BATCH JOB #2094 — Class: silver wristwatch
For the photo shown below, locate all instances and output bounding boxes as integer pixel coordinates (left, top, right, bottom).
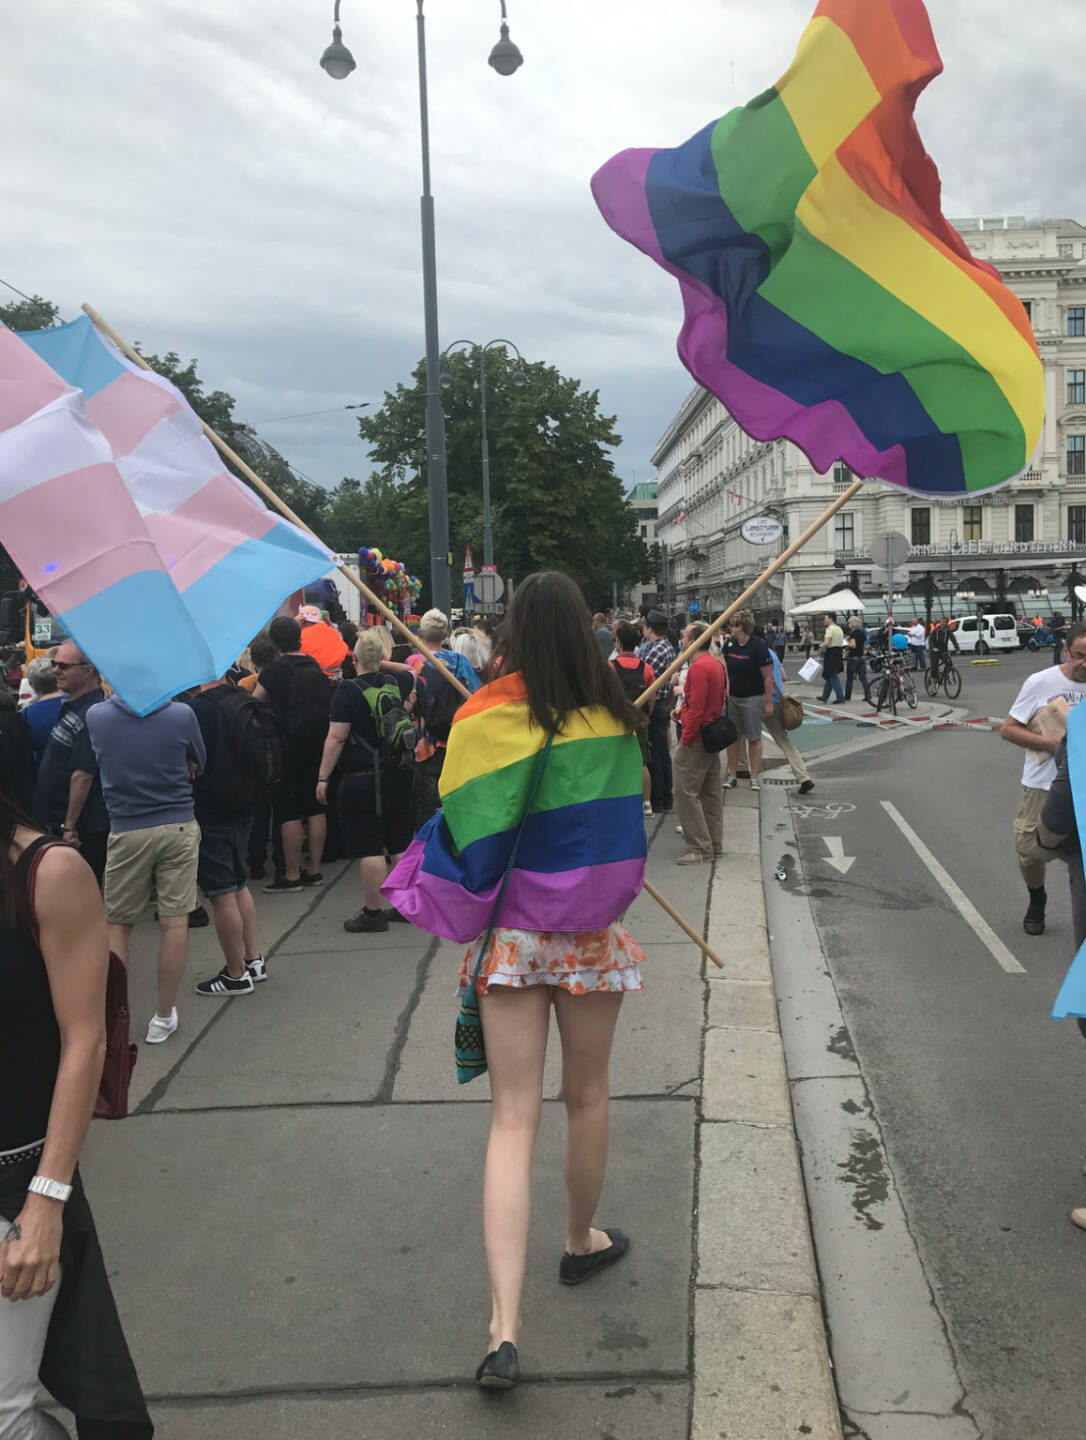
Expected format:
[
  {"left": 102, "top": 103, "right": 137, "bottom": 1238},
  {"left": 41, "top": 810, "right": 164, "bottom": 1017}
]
[{"left": 28, "top": 1175, "right": 73, "bottom": 1203}]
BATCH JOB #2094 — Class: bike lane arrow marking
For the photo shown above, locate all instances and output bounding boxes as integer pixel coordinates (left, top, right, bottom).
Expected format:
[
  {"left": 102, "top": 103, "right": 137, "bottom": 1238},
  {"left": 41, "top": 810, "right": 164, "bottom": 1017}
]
[{"left": 823, "top": 837, "right": 855, "bottom": 874}]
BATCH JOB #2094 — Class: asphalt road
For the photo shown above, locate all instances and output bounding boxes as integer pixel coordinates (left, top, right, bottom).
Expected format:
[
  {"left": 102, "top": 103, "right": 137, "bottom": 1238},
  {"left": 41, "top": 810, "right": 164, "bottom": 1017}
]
[{"left": 783, "top": 649, "right": 1085, "bottom": 1440}]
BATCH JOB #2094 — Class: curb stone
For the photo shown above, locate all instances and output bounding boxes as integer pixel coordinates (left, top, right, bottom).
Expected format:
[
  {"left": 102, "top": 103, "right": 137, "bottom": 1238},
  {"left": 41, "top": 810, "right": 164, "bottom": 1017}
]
[{"left": 693, "top": 800, "right": 844, "bottom": 1440}]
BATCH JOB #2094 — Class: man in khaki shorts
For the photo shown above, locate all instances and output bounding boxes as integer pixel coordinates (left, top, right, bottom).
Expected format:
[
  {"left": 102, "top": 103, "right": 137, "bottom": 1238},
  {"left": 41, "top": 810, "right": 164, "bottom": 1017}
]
[
  {"left": 86, "top": 694, "right": 206, "bottom": 1043},
  {"left": 1000, "top": 623, "right": 1086, "bottom": 936}
]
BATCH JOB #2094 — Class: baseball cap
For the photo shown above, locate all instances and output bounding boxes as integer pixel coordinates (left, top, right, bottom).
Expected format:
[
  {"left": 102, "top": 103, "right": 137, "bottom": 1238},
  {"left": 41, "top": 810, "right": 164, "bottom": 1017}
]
[{"left": 297, "top": 605, "right": 322, "bottom": 624}]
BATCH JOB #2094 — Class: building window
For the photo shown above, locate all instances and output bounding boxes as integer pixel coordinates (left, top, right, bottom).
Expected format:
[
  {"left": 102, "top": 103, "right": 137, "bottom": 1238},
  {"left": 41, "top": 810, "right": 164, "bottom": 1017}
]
[
  {"left": 640, "top": 524, "right": 647, "bottom": 539},
  {"left": 1070, "top": 370, "right": 1086, "bottom": 405},
  {"left": 910, "top": 508, "right": 931, "bottom": 546},
  {"left": 1015, "top": 504, "right": 1034, "bottom": 542},
  {"left": 1069, "top": 506, "right": 1086, "bottom": 544},
  {"left": 1021, "top": 299, "right": 1032, "bottom": 321},
  {"left": 1069, "top": 307, "right": 1086, "bottom": 337},
  {"left": 1060, "top": 243, "right": 1075, "bottom": 258},
  {"left": 962, "top": 505, "right": 983, "bottom": 542},
  {"left": 834, "top": 512, "right": 854, "bottom": 550},
  {"left": 832, "top": 462, "right": 852, "bottom": 490},
  {"left": 1069, "top": 436, "right": 1086, "bottom": 476}
]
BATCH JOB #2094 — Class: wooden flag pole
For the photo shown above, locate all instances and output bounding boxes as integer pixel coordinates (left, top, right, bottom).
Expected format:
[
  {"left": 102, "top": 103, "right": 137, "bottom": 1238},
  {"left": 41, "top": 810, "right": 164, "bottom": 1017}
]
[
  {"left": 80, "top": 303, "right": 467, "bottom": 699},
  {"left": 82, "top": 304, "right": 725, "bottom": 971},
  {"left": 635, "top": 477, "right": 865, "bottom": 710}
]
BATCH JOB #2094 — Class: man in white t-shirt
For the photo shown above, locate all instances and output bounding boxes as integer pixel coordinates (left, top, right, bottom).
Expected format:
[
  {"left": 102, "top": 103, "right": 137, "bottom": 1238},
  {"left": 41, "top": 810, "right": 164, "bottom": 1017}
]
[
  {"left": 907, "top": 620, "right": 927, "bottom": 672},
  {"left": 1000, "top": 623, "right": 1086, "bottom": 935}
]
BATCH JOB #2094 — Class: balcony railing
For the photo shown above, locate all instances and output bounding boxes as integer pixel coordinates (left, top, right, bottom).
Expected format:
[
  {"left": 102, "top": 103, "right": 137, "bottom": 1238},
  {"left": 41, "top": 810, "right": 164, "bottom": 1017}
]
[{"left": 839, "top": 539, "right": 1086, "bottom": 561}]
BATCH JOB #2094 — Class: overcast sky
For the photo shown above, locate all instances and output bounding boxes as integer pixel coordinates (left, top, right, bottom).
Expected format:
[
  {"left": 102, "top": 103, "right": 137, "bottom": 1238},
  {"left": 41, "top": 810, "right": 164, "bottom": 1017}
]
[{"left": 3, "top": 0, "right": 1081, "bottom": 503}]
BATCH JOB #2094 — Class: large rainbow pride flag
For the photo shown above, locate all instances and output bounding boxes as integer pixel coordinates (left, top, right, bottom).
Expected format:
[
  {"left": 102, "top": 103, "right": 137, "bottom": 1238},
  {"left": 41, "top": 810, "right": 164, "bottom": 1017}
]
[
  {"left": 591, "top": 0, "right": 1043, "bottom": 497},
  {"left": 383, "top": 674, "right": 646, "bottom": 941},
  {"left": 0, "top": 316, "right": 330, "bottom": 713}
]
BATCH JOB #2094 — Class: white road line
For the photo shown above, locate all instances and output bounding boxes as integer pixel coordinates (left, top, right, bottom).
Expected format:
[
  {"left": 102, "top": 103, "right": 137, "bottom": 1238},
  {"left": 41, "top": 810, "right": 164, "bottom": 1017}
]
[{"left": 880, "top": 800, "right": 1026, "bottom": 975}]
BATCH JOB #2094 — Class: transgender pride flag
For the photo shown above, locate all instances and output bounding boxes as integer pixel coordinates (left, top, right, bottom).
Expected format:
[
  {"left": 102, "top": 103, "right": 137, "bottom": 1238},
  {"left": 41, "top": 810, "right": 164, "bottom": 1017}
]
[{"left": 0, "top": 316, "right": 331, "bottom": 714}]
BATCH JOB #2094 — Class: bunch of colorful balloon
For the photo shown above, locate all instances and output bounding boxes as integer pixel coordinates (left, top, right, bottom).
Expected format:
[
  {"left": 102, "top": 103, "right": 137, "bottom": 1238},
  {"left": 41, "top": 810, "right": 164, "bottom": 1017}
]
[{"left": 357, "top": 548, "right": 425, "bottom": 623}]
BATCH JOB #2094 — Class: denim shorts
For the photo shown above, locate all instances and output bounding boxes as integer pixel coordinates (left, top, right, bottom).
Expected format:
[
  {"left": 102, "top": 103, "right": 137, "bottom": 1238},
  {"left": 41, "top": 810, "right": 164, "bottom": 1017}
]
[{"left": 197, "top": 818, "right": 252, "bottom": 898}]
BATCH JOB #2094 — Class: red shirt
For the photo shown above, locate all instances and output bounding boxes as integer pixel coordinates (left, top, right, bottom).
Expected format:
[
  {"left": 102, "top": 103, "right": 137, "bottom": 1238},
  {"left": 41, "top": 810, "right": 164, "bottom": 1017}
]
[{"left": 681, "top": 653, "right": 727, "bottom": 747}]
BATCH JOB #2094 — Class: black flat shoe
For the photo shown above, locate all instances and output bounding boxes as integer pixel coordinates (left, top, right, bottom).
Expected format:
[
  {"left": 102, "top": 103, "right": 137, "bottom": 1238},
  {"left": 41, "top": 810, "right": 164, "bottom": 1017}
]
[
  {"left": 475, "top": 1340, "right": 519, "bottom": 1389},
  {"left": 559, "top": 1227, "right": 630, "bottom": 1286}
]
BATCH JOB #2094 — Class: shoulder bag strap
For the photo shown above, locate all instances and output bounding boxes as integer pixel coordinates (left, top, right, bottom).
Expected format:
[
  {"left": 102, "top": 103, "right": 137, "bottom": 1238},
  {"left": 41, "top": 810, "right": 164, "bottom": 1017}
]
[
  {"left": 468, "top": 724, "right": 558, "bottom": 995},
  {"left": 20, "top": 836, "right": 64, "bottom": 947}
]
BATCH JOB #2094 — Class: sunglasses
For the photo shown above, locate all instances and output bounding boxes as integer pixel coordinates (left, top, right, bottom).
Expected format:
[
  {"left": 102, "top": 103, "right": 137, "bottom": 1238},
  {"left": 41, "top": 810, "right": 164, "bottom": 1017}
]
[{"left": 52, "top": 661, "right": 90, "bottom": 672}]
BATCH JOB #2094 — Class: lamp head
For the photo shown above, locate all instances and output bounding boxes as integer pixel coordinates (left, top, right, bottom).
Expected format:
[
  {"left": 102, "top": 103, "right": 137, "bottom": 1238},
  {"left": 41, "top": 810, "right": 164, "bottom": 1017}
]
[
  {"left": 320, "top": 25, "right": 356, "bottom": 79},
  {"left": 440, "top": 372, "right": 453, "bottom": 391},
  {"left": 512, "top": 367, "right": 528, "bottom": 388},
  {"left": 488, "top": 22, "right": 523, "bottom": 76}
]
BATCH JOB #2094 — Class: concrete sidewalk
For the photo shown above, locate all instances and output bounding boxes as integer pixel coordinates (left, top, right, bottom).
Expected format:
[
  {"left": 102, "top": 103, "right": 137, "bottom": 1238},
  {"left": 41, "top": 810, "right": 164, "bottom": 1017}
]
[{"left": 73, "top": 795, "right": 843, "bottom": 1440}]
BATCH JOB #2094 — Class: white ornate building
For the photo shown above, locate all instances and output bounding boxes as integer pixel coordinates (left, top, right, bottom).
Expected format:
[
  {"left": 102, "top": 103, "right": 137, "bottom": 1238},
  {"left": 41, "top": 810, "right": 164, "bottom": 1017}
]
[{"left": 653, "top": 216, "right": 1086, "bottom": 623}]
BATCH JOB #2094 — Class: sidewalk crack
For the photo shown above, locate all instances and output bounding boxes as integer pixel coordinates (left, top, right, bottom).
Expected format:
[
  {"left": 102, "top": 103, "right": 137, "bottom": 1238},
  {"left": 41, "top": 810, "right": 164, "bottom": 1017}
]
[{"left": 375, "top": 935, "right": 439, "bottom": 1104}]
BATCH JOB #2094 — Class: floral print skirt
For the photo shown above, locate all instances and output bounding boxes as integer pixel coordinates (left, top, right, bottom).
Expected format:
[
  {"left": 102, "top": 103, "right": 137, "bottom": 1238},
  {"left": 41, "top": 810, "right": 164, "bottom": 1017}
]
[{"left": 457, "top": 923, "right": 645, "bottom": 997}]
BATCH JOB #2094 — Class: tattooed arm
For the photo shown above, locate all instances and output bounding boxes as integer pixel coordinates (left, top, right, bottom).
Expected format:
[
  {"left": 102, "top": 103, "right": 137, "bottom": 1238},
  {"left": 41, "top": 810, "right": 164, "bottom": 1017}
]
[{"left": 1, "top": 843, "right": 107, "bottom": 1303}]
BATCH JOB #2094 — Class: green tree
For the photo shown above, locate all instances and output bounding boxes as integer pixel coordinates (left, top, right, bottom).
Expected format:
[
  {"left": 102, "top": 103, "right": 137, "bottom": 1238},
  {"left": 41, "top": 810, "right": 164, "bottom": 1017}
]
[
  {"left": 0, "top": 294, "right": 60, "bottom": 332},
  {"left": 358, "top": 351, "right": 655, "bottom": 609}
]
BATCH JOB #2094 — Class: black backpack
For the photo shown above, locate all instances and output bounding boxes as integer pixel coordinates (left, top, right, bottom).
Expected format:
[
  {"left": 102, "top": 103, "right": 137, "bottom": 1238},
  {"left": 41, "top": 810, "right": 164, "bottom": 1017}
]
[
  {"left": 418, "top": 659, "right": 466, "bottom": 744},
  {"left": 209, "top": 689, "right": 286, "bottom": 816},
  {"left": 611, "top": 657, "right": 647, "bottom": 707},
  {"left": 278, "top": 655, "right": 331, "bottom": 742},
  {"left": 350, "top": 678, "right": 417, "bottom": 771}
]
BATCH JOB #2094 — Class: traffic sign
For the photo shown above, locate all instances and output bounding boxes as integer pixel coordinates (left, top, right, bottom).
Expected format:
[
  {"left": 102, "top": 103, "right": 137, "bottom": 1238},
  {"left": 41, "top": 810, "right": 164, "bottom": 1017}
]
[
  {"left": 476, "top": 571, "right": 505, "bottom": 605},
  {"left": 872, "top": 531, "right": 909, "bottom": 571},
  {"left": 462, "top": 545, "right": 474, "bottom": 581},
  {"left": 687, "top": 599, "right": 702, "bottom": 615}
]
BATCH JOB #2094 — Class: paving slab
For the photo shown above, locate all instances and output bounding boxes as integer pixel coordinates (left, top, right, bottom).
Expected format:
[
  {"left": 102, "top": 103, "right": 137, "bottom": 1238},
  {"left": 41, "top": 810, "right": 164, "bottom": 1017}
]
[
  {"left": 706, "top": 979, "right": 778, "bottom": 1032},
  {"left": 146, "top": 941, "right": 430, "bottom": 1110},
  {"left": 693, "top": 1289, "right": 842, "bottom": 1440},
  {"left": 849, "top": 1416, "right": 981, "bottom": 1440},
  {"left": 79, "top": 1100, "right": 694, "bottom": 1397},
  {"left": 702, "top": 1027, "right": 792, "bottom": 1126},
  {"left": 394, "top": 942, "right": 703, "bottom": 1102},
  {"left": 119, "top": 864, "right": 352, "bottom": 1109},
  {"left": 149, "top": 1382, "right": 690, "bottom": 1440},
  {"left": 697, "top": 1121, "right": 817, "bottom": 1294}
]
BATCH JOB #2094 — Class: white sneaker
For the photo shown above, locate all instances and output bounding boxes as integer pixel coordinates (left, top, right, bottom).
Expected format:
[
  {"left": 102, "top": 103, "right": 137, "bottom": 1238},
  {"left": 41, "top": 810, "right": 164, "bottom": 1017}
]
[
  {"left": 247, "top": 954, "right": 268, "bottom": 984},
  {"left": 723, "top": 776, "right": 737, "bottom": 789},
  {"left": 749, "top": 778, "right": 760, "bottom": 791},
  {"left": 146, "top": 1008, "right": 178, "bottom": 1044}
]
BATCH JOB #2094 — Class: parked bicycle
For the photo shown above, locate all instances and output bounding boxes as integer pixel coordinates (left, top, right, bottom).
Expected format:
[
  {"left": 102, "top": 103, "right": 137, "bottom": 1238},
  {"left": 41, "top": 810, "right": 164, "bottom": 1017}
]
[
  {"left": 873, "top": 654, "right": 918, "bottom": 715},
  {"left": 924, "top": 651, "right": 962, "bottom": 700}
]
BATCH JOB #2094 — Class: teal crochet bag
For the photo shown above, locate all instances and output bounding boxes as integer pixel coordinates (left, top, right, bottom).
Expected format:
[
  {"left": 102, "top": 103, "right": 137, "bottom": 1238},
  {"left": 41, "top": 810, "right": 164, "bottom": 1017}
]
[{"left": 454, "top": 728, "right": 556, "bottom": 1084}]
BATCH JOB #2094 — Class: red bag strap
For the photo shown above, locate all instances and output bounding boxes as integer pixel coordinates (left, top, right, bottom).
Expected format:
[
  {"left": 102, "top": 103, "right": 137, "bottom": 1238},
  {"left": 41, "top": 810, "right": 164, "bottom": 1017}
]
[{"left": 21, "top": 836, "right": 65, "bottom": 947}]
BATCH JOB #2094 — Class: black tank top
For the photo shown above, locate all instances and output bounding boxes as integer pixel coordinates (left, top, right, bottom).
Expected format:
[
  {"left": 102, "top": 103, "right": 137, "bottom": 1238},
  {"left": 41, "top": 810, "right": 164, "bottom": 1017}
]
[{"left": 0, "top": 836, "right": 61, "bottom": 1150}]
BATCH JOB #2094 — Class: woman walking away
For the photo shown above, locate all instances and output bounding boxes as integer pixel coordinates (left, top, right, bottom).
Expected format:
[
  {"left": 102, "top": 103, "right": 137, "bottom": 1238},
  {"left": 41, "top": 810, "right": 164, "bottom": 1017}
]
[
  {"left": 0, "top": 788, "right": 153, "bottom": 1438},
  {"left": 383, "top": 572, "right": 647, "bottom": 1389}
]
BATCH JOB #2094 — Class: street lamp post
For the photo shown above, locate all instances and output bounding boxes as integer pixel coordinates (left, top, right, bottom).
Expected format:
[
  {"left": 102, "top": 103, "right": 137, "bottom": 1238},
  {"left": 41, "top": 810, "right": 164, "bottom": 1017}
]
[
  {"left": 440, "top": 339, "right": 527, "bottom": 571},
  {"left": 319, "top": 0, "right": 523, "bottom": 615}
]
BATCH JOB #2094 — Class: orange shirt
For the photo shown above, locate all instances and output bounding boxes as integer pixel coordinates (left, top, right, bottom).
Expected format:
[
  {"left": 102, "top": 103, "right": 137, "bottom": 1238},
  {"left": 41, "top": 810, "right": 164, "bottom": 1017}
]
[{"left": 300, "top": 621, "right": 349, "bottom": 678}]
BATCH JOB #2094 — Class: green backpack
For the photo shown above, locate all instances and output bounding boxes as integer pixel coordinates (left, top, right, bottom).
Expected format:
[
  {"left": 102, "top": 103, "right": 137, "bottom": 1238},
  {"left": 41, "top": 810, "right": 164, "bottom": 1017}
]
[{"left": 351, "top": 679, "right": 417, "bottom": 772}]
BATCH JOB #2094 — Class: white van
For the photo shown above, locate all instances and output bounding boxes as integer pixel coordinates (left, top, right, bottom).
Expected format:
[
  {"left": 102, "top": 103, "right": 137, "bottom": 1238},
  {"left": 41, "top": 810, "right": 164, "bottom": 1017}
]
[{"left": 953, "top": 613, "right": 1019, "bottom": 655}]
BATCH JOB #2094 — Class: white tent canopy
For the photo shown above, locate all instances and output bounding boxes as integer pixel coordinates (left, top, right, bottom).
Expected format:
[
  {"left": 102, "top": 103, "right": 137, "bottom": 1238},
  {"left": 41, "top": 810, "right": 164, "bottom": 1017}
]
[{"left": 787, "top": 587, "right": 866, "bottom": 616}]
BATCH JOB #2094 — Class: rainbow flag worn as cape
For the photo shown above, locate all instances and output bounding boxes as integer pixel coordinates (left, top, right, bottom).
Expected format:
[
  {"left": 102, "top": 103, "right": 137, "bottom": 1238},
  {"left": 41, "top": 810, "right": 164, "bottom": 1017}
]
[
  {"left": 591, "top": 0, "right": 1043, "bottom": 498},
  {"left": 382, "top": 674, "right": 646, "bottom": 942}
]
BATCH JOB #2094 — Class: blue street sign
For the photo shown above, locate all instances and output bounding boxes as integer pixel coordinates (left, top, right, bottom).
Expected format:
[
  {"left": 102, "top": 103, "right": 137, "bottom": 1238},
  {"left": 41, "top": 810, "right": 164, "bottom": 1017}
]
[{"left": 687, "top": 600, "right": 701, "bottom": 615}]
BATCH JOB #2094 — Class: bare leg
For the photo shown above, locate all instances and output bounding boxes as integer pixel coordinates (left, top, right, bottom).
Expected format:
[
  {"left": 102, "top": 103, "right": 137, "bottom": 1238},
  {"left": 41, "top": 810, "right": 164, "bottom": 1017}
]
[
  {"left": 305, "top": 813, "right": 326, "bottom": 874},
  {"left": 235, "top": 884, "right": 261, "bottom": 960},
  {"left": 108, "top": 922, "right": 132, "bottom": 966},
  {"left": 748, "top": 737, "right": 764, "bottom": 780},
  {"left": 155, "top": 915, "right": 190, "bottom": 1016},
  {"left": 553, "top": 990, "right": 625, "bottom": 1253},
  {"left": 280, "top": 819, "right": 303, "bottom": 883},
  {"left": 210, "top": 891, "right": 246, "bottom": 978},
  {"left": 726, "top": 740, "right": 740, "bottom": 779},
  {"left": 360, "top": 856, "right": 387, "bottom": 910},
  {"left": 478, "top": 986, "right": 551, "bottom": 1350}
]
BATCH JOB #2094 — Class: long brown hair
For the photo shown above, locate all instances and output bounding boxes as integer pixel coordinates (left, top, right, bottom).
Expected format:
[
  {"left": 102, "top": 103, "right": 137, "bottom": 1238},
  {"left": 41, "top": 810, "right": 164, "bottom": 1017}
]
[
  {"left": 0, "top": 787, "right": 42, "bottom": 928},
  {"left": 498, "top": 572, "right": 639, "bottom": 734}
]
